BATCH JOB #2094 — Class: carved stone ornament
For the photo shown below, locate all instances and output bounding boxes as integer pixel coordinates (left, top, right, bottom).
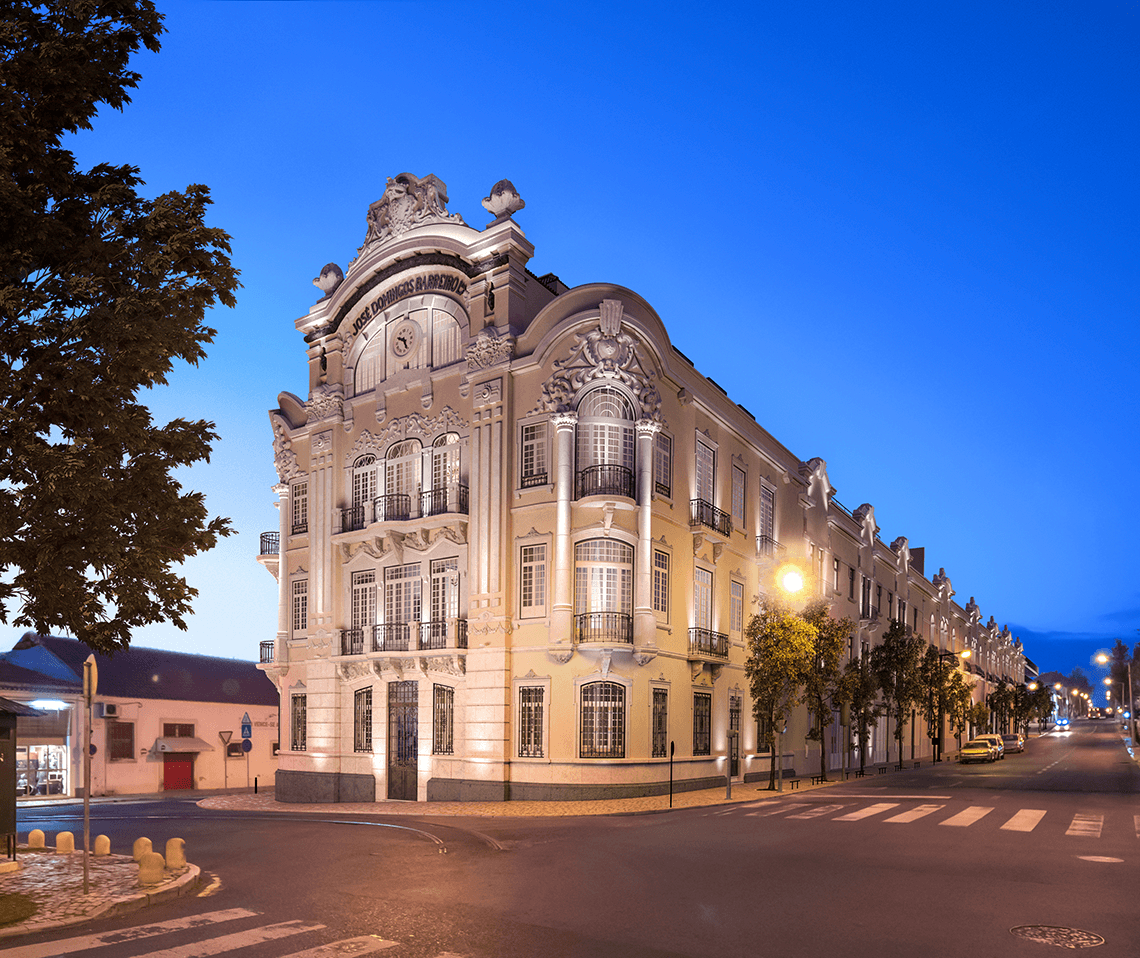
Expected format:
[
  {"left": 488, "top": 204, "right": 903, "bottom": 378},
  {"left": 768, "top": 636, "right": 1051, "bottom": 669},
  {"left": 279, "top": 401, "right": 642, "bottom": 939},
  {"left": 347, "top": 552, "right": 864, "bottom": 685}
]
[
  {"left": 359, "top": 173, "right": 465, "bottom": 254},
  {"left": 799, "top": 457, "right": 834, "bottom": 508},
  {"left": 633, "top": 650, "right": 657, "bottom": 667},
  {"left": 420, "top": 655, "right": 466, "bottom": 676},
  {"left": 313, "top": 263, "right": 344, "bottom": 297},
  {"left": 338, "top": 662, "right": 372, "bottom": 681},
  {"left": 306, "top": 383, "right": 344, "bottom": 424},
  {"left": 482, "top": 179, "right": 525, "bottom": 222},
  {"left": 547, "top": 646, "right": 574, "bottom": 665},
  {"left": 466, "top": 327, "right": 514, "bottom": 370},
  {"left": 345, "top": 406, "right": 468, "bottom": 465},
  {"left": 532, "top": 302, "right": 662, "bottom": 420},
  {"left": 271, "top": 414, "right": 303, "bottom": 482},
  {"left": 312, "top": 430, "right": 332, "bottom": 453}
]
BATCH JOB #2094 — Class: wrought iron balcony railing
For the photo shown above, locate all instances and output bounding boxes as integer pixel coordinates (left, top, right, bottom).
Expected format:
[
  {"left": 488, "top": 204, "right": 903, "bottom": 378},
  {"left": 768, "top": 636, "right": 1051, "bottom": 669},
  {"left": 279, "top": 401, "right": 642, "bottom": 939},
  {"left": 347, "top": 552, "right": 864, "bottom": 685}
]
[
  {"left": 418, "top": 618, "right": 469, "bottom": 650},
  {"left": 341, "top": 627, "right": 366, "bottom": 656},
  {"left": 756, "top": 535, "right": 784, "bottom": 558},
  {"left": 373, "top": 623, "right": 411, "bottom": 652},
  {"left": 373, "top": 494, "right": 411, "bottom": 523},
  {"left": 521, "top": 471, "right": 548, "bottom": 489},
  {"left": 340, "top": 504, "right": 366, "bottom": 533},
  {"left": 689, "top": 627, "right": 729, "bottom": 659},
  {"left": 259, "top": 532, "right": 280, "bottom": 555},
  {"left": 575, "top": 464, "right": 635, "bottom": 500},
  {"left": 575, "top": 611, "right": 634, "bottom": 644},
  {"left": 291, "top": 521, "right": 308, "bottom": 536},
  {"left": 420, "top": 484, "right": 469, "bottom": 517},
  {"left": 690, "top": 499, "right": 732, "bottom": 537},
  {"left": 259, "top": 640, "right": 275, "bottom": 663}
]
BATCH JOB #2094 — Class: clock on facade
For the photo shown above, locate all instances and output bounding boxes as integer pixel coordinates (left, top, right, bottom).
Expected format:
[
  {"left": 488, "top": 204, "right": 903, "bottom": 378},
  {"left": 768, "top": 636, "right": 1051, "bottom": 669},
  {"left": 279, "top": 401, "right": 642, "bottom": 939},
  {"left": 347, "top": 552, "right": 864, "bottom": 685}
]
[{"left": 390, "top": 320, "right": 421, "bottom": 359}]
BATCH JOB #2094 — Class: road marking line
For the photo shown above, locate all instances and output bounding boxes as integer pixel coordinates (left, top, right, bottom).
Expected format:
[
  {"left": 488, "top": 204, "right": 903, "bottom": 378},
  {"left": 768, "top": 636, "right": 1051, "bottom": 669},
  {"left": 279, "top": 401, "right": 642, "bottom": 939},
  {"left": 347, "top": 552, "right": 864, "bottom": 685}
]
[
  {"left": 1066, "top": 814, "right": 1103, "bottom": 838},
  {"left": 940, "top": 806, "right": 994, "bottom": 827},
  {"left": 1001, "top": 809, "right": 1047, "bottom": 832},
  {"left": 129, "top": 921, "right": 327, "bottom": 958},
  {"left": 0, "top": 909, "right": 260, "bottom": 958},
  {"left": 748, "top": 803, "right": 810, "bottom": 817},
  {"left": 786, "top": 804, "right": 848, "bottom": 819},
  {"left": 883, "top": 804, "right": 945, "bottom": 823},
  {"left": 1134, "top": 814, "right": 1140, "bottom": 838},
  {"left": 834, "top": 803, "right": 899, "bottom": 821},
  {"left": 279, "top": 936, "right": 399, "bottom": 957}
]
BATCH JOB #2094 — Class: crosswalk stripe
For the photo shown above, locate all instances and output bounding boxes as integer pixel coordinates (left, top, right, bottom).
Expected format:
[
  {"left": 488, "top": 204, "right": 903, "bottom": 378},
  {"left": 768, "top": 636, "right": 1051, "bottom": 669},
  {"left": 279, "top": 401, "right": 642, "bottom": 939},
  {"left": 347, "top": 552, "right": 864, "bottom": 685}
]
[
  {"left": 278, "top": 936, "right": 399, "bottom": 958},
  {"left": 134, "top": 920, "right": 327, "bottom": 958},
  {"left": 833, "top": 802, "right": 899, "bottom": 821},
  {"left": 749, "top": 803, "right": 810, "bottom": 817},
  {"left": 1066, "top": 813, "right": 1103, "bottom": 837},
  {"left": 1001, "top": 809, "right": 1046, "bottom": 832},
  {"left": 884, "top": 804, "right": 944, "bottom": 823},
  {"left": 786, "top": 804, "right": 848, "bottom": 819},
  {"left": 0, "top": 908, "right": 260, "bottom": 958},
  {"left": 940, "top": 806, "right": 994, "bottom": 828},
  {"left": 1134, "top": 814, "right": 1140, "bottom": 838}
]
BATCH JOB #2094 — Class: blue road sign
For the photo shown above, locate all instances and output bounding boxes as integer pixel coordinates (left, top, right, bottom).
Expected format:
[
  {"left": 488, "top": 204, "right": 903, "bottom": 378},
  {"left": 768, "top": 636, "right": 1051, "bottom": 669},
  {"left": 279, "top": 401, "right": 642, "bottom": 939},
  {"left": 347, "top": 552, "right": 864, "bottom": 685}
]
[
  {"left": 241, "top": 712, "right": 252, "bottom": 739},
  {"left": 241, "top": 739, "right": 252, "bottom": 753}
]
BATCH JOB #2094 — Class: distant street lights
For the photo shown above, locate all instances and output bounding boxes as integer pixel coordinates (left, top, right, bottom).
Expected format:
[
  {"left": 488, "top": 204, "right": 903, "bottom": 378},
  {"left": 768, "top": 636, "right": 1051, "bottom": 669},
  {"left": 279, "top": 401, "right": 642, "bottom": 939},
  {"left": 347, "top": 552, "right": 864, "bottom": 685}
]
[{"left": 1096, "top": 652, "right": 1135, "bottom": 748}]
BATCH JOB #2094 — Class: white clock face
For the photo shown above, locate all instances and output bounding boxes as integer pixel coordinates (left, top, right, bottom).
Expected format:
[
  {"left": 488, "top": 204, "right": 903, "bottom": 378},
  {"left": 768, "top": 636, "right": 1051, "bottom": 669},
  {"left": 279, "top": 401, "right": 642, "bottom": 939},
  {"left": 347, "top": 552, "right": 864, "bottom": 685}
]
[{"left": 390, "top": 320, "right": 420, "bottom": 359}]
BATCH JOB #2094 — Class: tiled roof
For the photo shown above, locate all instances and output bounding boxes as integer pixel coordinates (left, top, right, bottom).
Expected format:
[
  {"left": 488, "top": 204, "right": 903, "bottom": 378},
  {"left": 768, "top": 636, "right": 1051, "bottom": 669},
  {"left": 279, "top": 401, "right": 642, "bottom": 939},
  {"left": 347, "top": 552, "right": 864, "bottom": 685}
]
[{"left": 3, "top": 634, "right": 278, "bottom": 707}]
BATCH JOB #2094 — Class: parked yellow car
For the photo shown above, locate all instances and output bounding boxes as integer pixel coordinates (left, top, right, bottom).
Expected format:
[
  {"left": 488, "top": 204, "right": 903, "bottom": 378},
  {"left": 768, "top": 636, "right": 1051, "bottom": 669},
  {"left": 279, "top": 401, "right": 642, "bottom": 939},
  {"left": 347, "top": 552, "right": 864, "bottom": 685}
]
[{"left": 960, "top": 738, "right": 998, "bottom": 763}]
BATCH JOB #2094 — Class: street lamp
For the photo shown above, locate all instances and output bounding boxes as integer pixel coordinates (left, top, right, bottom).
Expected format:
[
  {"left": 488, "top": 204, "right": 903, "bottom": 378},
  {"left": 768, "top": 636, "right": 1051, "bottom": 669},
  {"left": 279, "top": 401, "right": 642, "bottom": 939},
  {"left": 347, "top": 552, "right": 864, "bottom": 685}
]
[{"left": 1095, "top": 652, "right": 1135, "bottom": 748}]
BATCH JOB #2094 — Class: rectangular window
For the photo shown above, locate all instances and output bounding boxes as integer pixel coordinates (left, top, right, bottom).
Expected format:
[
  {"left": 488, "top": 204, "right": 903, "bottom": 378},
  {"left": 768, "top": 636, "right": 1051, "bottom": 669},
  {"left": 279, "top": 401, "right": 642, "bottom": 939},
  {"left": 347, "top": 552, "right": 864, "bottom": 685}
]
[
  {"left": 693, "top": 692, "right": 712, "bottom": 756},
  {"left": 694, "top": 567, "right": 712, "bottom": 630},
  {"left": 875, "top": 585, "right": 882, "bottom": 616},
  {"left": 760, "top": 484, "right": 775, "bottom": 541},
  {"left": 519, "top": 687, "right": 544, "bottom": 758},
  {"left": 860, "top": 576, "right": 871, "bottom": 617},
  {"left": 353, "top": 688, "right": 372, "bottom": 753},
  {"left": 654, "top": 433, "right": 672, "bottom": 497},
  {"left": 731, "top": 465, "right": 745, "bottom": 528},
  {"left": 521, "top": 422, "right": 548, "bottom": 487},
  {"left": 652, "top": 550, "right": 669, "bottom": 617},
  {"left": 291, "top": 481, "right": 308, "bottom": 535},
  {"left": 652, "top": 688, "right": 668, "bottom": 758},
  {"left": 520, "top": 544, "right": 547, "bottom": 616},
  {"left": 848, "top": 567, "right": 856, "bottom": 600},
  {"left": 108, "top": 721, "right": 134, "bottom": 761},
  {"left": 580, "top": 682, "right": 626, "bottom": 759},
  {"left": 291, "top": 694, "right": 307, "bottom": 751},
  {"left": 163, "top": 722, "right": 194, "bottom": 738},
  {"left": 433, "top": 685, "right": 454, "bottom": 755},
  {"left": 292, "top": 579, "right": 308, "bottom": 636},
  {"left": 352, "top": 571, "right": 376, "bottom": 630},
  {"left": 696, "top": 440, "right": 715, "bottom": 504},
  {"left": 833, "top": 558, "right": 840, "bottom": 592},
  {"left": 730, "top": 580, "right": 744, "bottom": 633},
  {"left": 384, "top": 563, "right": 422, "bottom": 624},
  {"left": 898, "top": 599, "right": 906, "bottom": 625}
]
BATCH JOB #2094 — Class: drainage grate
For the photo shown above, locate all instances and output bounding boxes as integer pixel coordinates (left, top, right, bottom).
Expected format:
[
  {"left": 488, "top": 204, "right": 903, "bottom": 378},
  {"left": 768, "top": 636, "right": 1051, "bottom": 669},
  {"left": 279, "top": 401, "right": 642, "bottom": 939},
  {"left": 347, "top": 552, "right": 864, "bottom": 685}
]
[{"left": 1010, "top": 926, "right": 1105, "bottom": 949}]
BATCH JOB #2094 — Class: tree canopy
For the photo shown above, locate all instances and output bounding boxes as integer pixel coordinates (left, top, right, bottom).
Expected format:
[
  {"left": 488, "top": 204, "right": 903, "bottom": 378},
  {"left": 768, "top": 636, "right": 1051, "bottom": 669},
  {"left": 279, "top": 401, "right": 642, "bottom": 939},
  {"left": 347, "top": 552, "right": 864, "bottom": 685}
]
[{"left": 0, "top": 1, "right": 239, "bottom": 654}]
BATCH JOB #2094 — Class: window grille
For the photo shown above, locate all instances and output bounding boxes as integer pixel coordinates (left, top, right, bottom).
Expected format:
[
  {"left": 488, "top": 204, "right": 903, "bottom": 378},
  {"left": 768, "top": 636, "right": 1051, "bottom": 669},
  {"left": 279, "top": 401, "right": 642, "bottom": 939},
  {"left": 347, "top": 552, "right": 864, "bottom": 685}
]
[
  {"left": 433, "top": 685, "right": 454, "bottom": 755},
  {"left": 519, "top": 687, "right": 544, "bottom": 758},
  {"left": 693, "top": 692, "right": 712, "bottom": 756},
  {"left": 580, "top": 682, "right": 625, "bottom": 759},
  {"left": 109, "top": 721, "right": 134, "bottom": 760},
  {"left": 354, "top": 688, "right": 372, "bottom": 753},
  {"left": 291, "top": 694, "right": 307, "bottom": 751}
]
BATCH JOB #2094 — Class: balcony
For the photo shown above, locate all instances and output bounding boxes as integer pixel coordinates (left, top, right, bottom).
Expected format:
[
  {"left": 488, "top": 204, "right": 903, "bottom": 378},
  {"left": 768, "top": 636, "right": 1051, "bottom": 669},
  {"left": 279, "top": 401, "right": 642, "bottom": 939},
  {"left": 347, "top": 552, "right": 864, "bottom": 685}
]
[
  {"left": 259, "top": 532, "right": 280, "bottom": 555},
  {"left": 419, "top": 618, "right": 469, "bottom": 650},
  {"left": 373, "top": 623, "right": 411, "bottom": 652},
  {"left": 690, "top": 499, "right": 732, "bottom": 537},
  {"left": 575, "top": 612, "right": 633, "bottom": 645},
  {"left": 375, "top": 494, "right": 412, "bottom": 523},
  {"left": 521, "top": 471, "right": 548, "bottom": 489},
  {"left": 756, "top": 535, "right": 784, "bottom": 558},
  {"left": 575, "top": 464, "right": 635, "bottom": 500},
  {"left": 259, "top": 640, "right": 275, "bottom": 663},
  {"left": 688, "top": 627, "right": 729, "bottom": 660},
  {"left": 291, "top": 521, "right": 308, "bottom": 536},
  {"left": 420, "top": 484, "right": 469, "bottom": 517},
  {"left": 340, "top": 504, "right": 367, "bottom": 533}
]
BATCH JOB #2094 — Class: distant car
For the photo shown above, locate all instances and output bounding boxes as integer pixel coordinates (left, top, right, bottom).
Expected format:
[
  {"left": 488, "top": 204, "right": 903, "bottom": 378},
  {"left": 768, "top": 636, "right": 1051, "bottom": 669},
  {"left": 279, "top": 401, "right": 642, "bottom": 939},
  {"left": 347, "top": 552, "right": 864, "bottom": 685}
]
[
  {"left": 976, "top": 734, "right": 1006, "bottom": 759},
  {"left": 1001, "top": 732, "right": 1025, "bottom": 753},
  {"left": 960, "top": 739, "right": 998, "bottom": 763},
  {"left": 1057, "top": 716, "right": 1071, "bottom": 731}
]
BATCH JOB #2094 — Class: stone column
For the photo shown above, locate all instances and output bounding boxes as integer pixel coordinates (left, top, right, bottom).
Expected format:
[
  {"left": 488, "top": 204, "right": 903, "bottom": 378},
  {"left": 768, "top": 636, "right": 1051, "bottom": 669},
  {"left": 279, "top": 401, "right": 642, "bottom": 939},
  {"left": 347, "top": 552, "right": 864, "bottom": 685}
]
[
  {"left": 274, "top": 482, "right": 290, "bottom": 659},
  {"left": 634, "top": 420, "right": 661, "bottom": 650},
  {"left": 550, "top": 412, "right": 578, "bottom": 645}
]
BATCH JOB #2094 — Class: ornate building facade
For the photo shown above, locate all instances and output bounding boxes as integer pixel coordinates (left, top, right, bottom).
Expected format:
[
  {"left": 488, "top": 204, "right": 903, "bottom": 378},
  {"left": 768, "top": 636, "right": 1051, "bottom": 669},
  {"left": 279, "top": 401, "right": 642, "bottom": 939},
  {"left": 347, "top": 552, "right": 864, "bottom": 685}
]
[{"left": 259, "top": 173, "right": 1029, "bottom": 803}]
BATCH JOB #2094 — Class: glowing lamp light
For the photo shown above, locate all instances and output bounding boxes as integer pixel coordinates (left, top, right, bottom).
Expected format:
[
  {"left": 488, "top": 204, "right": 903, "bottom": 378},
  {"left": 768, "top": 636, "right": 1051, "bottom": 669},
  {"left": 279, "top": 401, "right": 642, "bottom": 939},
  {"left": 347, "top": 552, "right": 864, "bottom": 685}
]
[
  {"left": 780, "top": 569, "right": 805, "bottom": 594},
  {"left": 29, "top": 699, "right": 68, "bottom": 711},
  {"left": 959, "top": 649, "right": 972, "bottom": 659}
]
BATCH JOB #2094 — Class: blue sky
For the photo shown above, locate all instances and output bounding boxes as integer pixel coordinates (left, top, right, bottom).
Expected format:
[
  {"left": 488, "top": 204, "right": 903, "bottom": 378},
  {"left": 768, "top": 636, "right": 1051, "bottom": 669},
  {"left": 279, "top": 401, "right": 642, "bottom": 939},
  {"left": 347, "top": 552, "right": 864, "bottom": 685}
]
[{"left": 50, "top": 1, "right": 1140, "bottom": 694}]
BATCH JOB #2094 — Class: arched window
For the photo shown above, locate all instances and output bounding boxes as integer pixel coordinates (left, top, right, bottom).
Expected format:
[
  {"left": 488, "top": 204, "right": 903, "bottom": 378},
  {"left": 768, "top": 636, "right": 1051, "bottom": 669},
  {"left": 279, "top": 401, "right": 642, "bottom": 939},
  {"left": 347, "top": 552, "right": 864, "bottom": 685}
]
[
  {"left": 574, "top": 539, "right": 633, "bottom": 644},
  {"left": 345, "top": 454, "right": 377, "bottom": 531},
  {"left": 423, "top": 433, "right": 466, "bottom": 516},
  {"left": 432, "top": 308, "right": 463, "bottom": 367},
  {"left": 575, "top": 385, "right": 635, "bottom": 499},
  {"left": 377, "top": 440, "right": 420, "bottom": 521},
  {"left": 580, "top": 681, "right": 626, "bottom": 759}
]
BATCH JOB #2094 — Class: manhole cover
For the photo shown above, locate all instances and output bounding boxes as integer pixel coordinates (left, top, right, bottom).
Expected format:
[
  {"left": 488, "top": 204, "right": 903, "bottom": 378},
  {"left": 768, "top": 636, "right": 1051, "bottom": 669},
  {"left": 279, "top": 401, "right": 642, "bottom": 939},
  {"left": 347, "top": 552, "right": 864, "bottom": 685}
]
[{"left": 1010, "top": 926, "right": 1105, "bottom": 949}]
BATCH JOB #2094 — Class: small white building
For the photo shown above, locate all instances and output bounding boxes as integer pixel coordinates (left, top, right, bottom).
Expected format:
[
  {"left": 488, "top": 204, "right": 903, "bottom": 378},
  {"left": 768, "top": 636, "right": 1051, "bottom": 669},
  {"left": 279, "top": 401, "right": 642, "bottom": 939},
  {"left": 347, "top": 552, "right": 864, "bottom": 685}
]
[{"left": 0, "top": 633, "right": 279, "bottom": 798}]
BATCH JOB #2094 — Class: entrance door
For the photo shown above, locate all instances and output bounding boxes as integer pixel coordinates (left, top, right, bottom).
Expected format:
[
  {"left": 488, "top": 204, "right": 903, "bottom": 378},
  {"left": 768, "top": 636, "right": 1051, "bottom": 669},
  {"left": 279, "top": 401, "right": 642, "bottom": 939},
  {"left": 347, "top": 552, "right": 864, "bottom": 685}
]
[
  {"left": 163, "top": 754, "right": 194, "bottom": 790},
  {"left": 387, "top": 681, "right": 418, "bottom": 801}
]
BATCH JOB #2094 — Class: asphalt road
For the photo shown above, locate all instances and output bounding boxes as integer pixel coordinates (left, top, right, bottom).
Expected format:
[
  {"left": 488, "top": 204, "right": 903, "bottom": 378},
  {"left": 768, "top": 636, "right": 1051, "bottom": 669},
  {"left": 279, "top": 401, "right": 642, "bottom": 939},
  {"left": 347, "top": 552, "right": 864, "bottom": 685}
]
[{"left": 6, "top": 719, "right": 1139, "bottom": 958}]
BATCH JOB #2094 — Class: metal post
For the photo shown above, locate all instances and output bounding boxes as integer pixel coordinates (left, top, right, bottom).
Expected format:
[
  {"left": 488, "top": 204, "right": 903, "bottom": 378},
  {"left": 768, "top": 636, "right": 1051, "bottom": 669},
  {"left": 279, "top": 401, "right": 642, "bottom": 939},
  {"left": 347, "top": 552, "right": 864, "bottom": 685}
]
[
  {"left": 1129, "top": 662, "right": 1136, "bottom": 749},
  {"left": 725, "top": 730, "right": 736, "bottom": 799},
  {"left": 668, "top": 741, "right": 674, "bottom": 808},
  {"left": 82, "top": 656, "right": 94, "bottom": 897},
  {"left": 219, "top": 731, "right": 232, "bottom": 791}
]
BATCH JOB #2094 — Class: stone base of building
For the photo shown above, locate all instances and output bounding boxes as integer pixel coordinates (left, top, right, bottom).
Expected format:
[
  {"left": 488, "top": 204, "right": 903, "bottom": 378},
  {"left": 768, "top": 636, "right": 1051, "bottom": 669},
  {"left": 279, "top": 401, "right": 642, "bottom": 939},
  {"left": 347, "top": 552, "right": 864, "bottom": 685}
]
[
  {"left": 428, "top": 774, "right": 740, "bottom": 802},
  {"left": 275, "top": 769, "right": 376, "bottom": 803}
]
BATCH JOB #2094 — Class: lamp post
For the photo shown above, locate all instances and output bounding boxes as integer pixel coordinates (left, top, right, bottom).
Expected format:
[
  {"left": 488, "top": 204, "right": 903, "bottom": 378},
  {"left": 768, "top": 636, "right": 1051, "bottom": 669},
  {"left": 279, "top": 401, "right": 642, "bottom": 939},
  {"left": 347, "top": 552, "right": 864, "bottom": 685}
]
[{"left": 1096, "top": 652, "right": 1135, "bottom": 748}]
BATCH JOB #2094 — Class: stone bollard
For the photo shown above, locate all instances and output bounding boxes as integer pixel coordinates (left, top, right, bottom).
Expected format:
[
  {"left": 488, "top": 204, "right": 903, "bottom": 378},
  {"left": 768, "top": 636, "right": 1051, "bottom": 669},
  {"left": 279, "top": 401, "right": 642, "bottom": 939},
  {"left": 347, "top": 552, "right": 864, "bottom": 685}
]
[
  {"left": 94, "top": 835, "right": 111, "bottom": 856},
  {"left": 165, "top": 838, "right": 186, "bottom": 869},
  {"left": 55, "top": 831, "right": 75, "bottom": 854},
  {"left": 27, "top": 829, "right": 45, "bottom": 849},
  {"left": 132, "top": 836, "right": 152, "bottom": 862},
  {"left": 137, "top": 851, "right": 165, "bottom": 886}
]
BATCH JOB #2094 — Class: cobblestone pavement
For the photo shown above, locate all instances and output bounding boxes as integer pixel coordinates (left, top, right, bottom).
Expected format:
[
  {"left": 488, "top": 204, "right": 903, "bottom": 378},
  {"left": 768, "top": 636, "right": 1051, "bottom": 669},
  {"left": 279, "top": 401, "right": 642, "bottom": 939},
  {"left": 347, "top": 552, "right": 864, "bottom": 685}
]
[
  {"left": 0, "top": 851, "right": 199, "bottom": 939},
  {"left": 197, "top": 779, "right": 838, "bottom": 817}
]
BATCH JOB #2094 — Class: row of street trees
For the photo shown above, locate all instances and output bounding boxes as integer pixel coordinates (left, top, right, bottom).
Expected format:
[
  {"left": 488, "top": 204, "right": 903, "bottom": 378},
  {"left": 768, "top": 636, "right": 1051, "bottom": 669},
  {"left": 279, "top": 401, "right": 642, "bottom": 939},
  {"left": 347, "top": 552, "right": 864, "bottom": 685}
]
[{"left": 744, "top": 598, "right": 1052, "bottom": 788}]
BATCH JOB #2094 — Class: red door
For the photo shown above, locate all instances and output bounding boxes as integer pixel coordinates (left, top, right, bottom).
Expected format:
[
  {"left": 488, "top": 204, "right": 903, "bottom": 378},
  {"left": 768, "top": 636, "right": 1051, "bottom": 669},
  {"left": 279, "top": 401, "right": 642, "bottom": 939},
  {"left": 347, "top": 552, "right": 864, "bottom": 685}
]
[{"left": 162, "top": 754, "right": 194, "bottom": 790}]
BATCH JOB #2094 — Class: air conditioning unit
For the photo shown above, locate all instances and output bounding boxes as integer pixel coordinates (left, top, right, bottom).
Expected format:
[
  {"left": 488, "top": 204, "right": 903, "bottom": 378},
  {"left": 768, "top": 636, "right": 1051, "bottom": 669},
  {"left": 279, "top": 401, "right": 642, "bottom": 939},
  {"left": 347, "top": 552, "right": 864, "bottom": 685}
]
[{"left": 94, "top": 703, "right": 119, "bottom": 719}]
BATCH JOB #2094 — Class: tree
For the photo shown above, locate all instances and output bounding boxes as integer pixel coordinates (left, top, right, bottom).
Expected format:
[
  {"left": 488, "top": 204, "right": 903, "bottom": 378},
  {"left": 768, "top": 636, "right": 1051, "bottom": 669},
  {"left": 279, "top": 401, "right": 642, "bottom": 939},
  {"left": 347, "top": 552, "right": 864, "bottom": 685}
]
[
  {"left": 839, "top": 653, "right": 880, "bottom": 774},
  {"left": 946, "top": 671, "right": 975, "bottom": 751},
  {"left": 0, "top": 2, "right": 238, "bottom": 654},
  {"left": 917, "top": 646, "right": 957, "bottom": 761},
  {"left": 968, "top": 700, "right": 990, "bottom": 736},
  {"left": 869, "top": 620, "right": 924, "bottom": 766},
  {"left": 987, "top": 679, "right": 1013, "bottom": 733},
  {"left": 744, "top": 599, "right": 815, "bottom": 790},
  {"left": 801, "top": 600, "right": 852, "bottom": 781}
]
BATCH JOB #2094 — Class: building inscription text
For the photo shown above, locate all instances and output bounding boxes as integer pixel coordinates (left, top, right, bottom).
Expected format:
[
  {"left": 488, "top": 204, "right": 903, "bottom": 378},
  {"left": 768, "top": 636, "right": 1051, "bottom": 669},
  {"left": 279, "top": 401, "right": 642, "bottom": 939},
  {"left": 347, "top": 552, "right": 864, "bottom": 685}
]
[{"left": 351, "top": 272, "right": 468, "bottom": 335}]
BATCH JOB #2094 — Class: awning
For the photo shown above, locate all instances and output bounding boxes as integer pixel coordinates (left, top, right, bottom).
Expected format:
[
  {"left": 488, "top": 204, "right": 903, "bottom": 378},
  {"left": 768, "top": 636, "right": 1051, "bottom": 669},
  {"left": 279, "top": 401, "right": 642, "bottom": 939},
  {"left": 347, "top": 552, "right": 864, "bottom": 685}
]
[{"left": 151, "top": 737, "right": 215, "bottom": 753}]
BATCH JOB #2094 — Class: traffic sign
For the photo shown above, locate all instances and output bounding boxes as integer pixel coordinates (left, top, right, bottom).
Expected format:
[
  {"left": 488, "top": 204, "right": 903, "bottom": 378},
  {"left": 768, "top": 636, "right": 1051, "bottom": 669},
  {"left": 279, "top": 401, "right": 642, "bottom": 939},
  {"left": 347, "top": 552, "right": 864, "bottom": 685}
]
[
  {"left": 241, "top": 739, "right": 252, "bottom": 753},
  {"left": 241, "top": 712, "right": 252, "bottom": 739}
]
